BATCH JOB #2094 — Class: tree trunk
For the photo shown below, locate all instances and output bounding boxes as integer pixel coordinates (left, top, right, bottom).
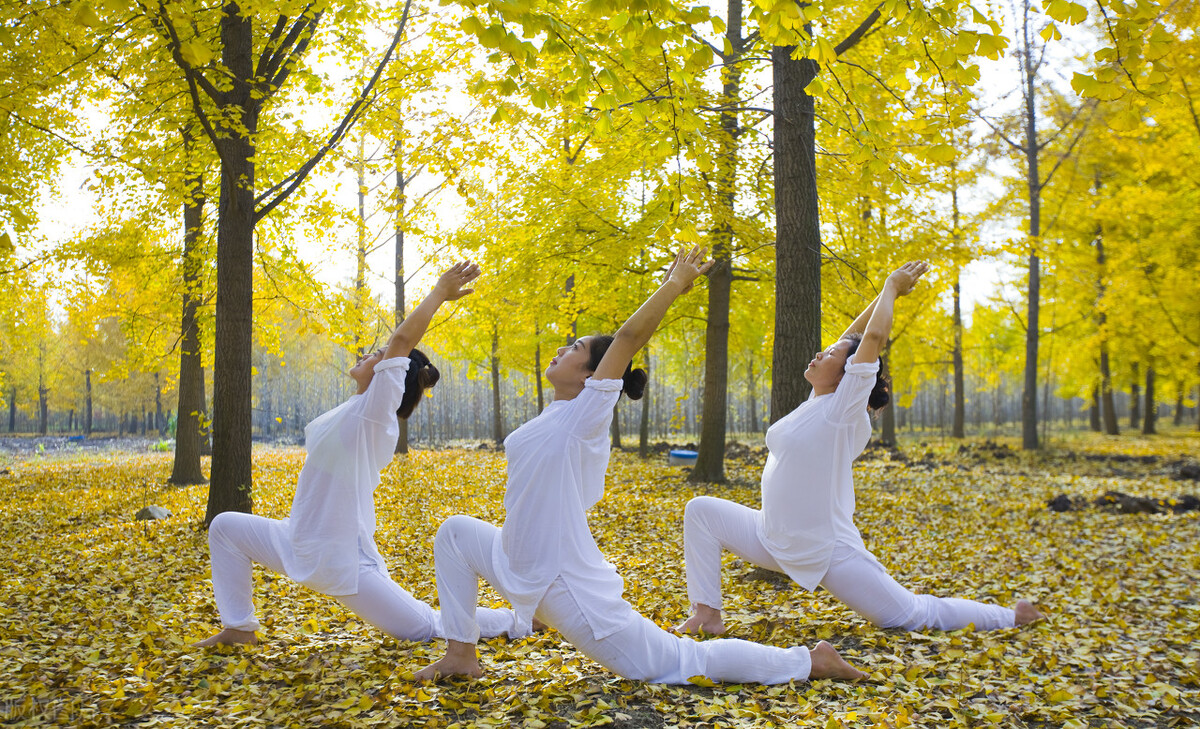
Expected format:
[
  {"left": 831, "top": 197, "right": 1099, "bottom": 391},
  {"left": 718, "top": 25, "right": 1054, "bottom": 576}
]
[
  {"left": 534, "top": 324, "right": 544, "bottom": 413},
  {"left": 393, "top": 131, "right": 409, "bottom": 454},
  {"left": 171, "top": 149, "right": 208, "bottom": 484},
  {"left": 1089, "top": 386, "right": 1101, "bottom": 431},
  {"left": 952, "top": 276, "right": 965, "bottom": 438},
  {"left": 690, "top": 0, "right": 742, "bottom": 483},
  {"left": 491, "top": 324, "right": 503, "bottom": 445},
  {"left": 1175, "top": 386, "right": 1185, "bottom": 426},
  {"left": 880, "top": 353, "right": 896, "bottom": 446},
  {"left": 638, "top": 350, "right": 650, "bottom": 458},
  {"left": 84, "top": 370, "right": 92, "bottom": 436},
  {"left": 610, "top": 403, "right": 622, "bottom": 449},
  {"left": 199, "top": 365, "right": 212, "bottom": 456},
  {"left": 8, "top": 387, "right": 14, "bottom": 432},
  {"left": 155, "top": 372, "right": 165, "bottom": 436},
  {"left": 770, "top": 45, "right": 822, "bottom": 423},
  {"left": 1142, "top": 366, "right": 1156, "bottom": 434},
  {"left": 1129, "top": 365, "right": 1140, "bottom": 429},
  {"left": 747, "top": 352, "right": 759, "bottom": 433},
  {"left": 1020, "top": 5, "right": 1041, "bottom": 451},
  {"left": 206, "top": 4, "right": 258, "bottom": 524},
  {"left": 37, "top": 368, "right": 48, "bottom": 436}
]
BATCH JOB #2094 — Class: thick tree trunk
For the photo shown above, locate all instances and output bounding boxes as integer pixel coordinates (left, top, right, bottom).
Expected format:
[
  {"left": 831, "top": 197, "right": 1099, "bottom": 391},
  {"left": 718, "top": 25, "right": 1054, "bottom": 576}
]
[
  {"left": 1100, "top": 346, "right": 1119, "bottom": 435},
  {"left": 1089, "top": 387, "right": 1101, "bottom": 431},
  {"left": 84, "top": 370, "right": 92, "bottom": 436},
  {"left": 1142, "top": 366, "right": 1156, "bottom": 434},
  {"left": 172, "top": 152, "right": 208, "bottom": 484},
  {"left": 610, "top": 403, "right": 621, "bottom": 449},
  {"left": 770, "top": 45, "right": 822, "bottom": 423},
  {"left": 952, "top": 277, "right": 965, "bottom": 438},
  {"left": 206, "top": 4, "right": 258, "bottom": 524}
]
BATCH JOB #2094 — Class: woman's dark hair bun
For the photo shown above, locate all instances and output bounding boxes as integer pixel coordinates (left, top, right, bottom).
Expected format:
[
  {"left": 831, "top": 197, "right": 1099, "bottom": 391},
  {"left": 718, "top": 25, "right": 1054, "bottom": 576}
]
[
  {"left": 397, "top": 348, "right": 439, "bottom": 420},
  {"left": 842, "top": 332, "right": 890, "bottom": 412},
  {"left": 623, "top": 367, "right": 648, "bottom": 401},
  {"left": 418, "top": 362, "right": 440, "bottom": 389},
  {"left": 868, "top": 376, "right": 890, "bottom": 410}
]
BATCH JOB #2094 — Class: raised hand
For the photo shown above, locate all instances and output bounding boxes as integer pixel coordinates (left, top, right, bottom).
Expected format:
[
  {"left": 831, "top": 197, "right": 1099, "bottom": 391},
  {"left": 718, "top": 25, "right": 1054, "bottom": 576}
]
[
  {"left": 663, "top": 245, "right": 715, "bottom": 295},
  {"left": 886, "top": 260, "right": 929, "bottom": 297},
  {"left": 432, "top": 261, "right": 482, "bottom": 301}
]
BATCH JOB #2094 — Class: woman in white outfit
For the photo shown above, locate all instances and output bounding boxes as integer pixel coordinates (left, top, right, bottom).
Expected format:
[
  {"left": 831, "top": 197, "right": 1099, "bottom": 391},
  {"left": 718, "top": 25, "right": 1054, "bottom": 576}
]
[
  {"left": 195, "top": 262, "right": 525, "bottom": 647},
  {"left": 677, "top": 261, "right": 1044, "bottom": 636},
  {"left": 413, "top": 247, "right": 866, "bottom": 683}
]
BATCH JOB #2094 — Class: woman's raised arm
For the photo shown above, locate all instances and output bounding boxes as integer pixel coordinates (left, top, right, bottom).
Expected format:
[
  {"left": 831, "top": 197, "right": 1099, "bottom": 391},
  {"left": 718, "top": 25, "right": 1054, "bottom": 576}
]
[
  {"left": 384, "top": 261, "right": 481, "bottom": 360},
  {"left": 852, "top": 260, "right": 928, "bottom": 363},
  {"left": 592, "top": 247, "right": 713, "bottom": 381}
]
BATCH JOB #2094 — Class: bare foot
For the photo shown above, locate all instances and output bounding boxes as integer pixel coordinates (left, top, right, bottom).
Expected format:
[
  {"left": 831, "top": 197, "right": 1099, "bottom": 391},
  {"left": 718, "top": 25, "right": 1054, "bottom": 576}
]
[
  {"left": 412, "top": 641, "right": 482, "bottom": 682},
  {"left": 1014, "top": 599, "right": 1044, "bottom": 626},
  {"left": 808, "top": 641, "right": 867, "bottom": 681},
  {"left": 674, "top": 604, "right": 725, "bottom": 636},
  {"left": 192, "top": 628, "right": 257, "bottom": 648}
]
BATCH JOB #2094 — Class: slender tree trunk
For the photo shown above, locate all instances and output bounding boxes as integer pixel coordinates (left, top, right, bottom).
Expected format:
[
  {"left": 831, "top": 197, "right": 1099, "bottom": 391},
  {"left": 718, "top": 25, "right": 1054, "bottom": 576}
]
[
  {"left": 491, "top": 323, "right": 503, "bottom": 445},
  {"left": 1175, "top": 386, "right": 1185, "bottom": 426},
  {"left": 1089, "top": 386, "right": 1101, "bottom": 431},
  {"left": 747, "top": 352, "right": 759, "bottom": 433},
  {"left": 8, "top": 387, "right": 15, "bottom": 432},
  {"left": 1020, "top": 4, "right": 1041, "bottom": 450},
  {"left": 199, "top": 365, "right": 212, "bottom": 456},
  {"left": 638, "top": 350, "right": 651, "bottom": 458},
  {"left": 534, "top": 323, "right": 544, "bottom": 413},
  {"left": 691, "top": 0, "right": 742, "bottom": 483},
  {"left": 1142, "top": 366, "right": 1156, "bottom": 434},
  {"left": 1130, "top": 364, "right": 1140, "bottom": 429},
  {"left": 770, "top": 45, "right": 822, "bottom": 423},
  {"left": 1100, "top": 346, "right": 1119, "bottom": 435},
  {"left": 206, "top": 4, "right": 258, "bottom": 524},
  {"left": 880, "top": 353, "right": 896, "bottom": 446},
  {"left": 610, "top": 403, "right": 622, "bottom": 449},
  {"left": 155, "top": 372, "right": 165, "bottom": 436},
  {"left": 37, "top": 346, "right": 48, "bottom": 435},
  {"left": 84, "top": 369, "right": 93, "bottom": 437},
  {"left": 394, "top": 131, "right": 409, "bottom": 454},
  {"left": 952, "top": 276, "right": 965, "bottom": 438}
]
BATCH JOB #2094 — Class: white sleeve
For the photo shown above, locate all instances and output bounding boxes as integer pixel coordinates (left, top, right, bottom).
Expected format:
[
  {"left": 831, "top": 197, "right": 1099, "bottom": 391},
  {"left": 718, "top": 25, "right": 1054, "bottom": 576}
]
[
  {"left": 825, "top": 355, "right": 879, "bottom": 424},
  {"left": 563, "top": 378, "right": 622, "bottom": 439},
  {"left": 347, "top": 356, "right": 410, "bottom": 425}
]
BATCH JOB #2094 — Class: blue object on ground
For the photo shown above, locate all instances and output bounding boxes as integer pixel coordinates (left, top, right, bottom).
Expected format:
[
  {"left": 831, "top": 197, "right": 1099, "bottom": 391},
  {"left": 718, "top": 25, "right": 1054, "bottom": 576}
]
[{"left": 668, "top": 449, "right": 698, "bottom": 466}]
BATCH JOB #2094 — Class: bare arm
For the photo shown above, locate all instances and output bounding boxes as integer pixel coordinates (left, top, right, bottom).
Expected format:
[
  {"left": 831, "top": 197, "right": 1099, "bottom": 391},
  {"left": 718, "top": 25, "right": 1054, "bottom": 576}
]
[
  {"left": 853, "top": 261, "right": 928, "bottom": 363},
  {"left": 384, "top": 261, "right": 480, "bottom": 359},
  {"left": 593, "top": 246, "right": 713, "bottom": 381}
]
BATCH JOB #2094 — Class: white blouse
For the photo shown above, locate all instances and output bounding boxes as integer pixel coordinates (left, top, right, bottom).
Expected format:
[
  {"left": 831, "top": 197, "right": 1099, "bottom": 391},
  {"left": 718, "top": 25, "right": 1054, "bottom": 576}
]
[
  {"left": 491, "top": 378, "right": 634, "bottom": 640},
  {"left": 757, "top": 355, "right": 879, "bottom": 590},
  {"left": 277, "top": 357, "right": 410, "bottom": 596}
]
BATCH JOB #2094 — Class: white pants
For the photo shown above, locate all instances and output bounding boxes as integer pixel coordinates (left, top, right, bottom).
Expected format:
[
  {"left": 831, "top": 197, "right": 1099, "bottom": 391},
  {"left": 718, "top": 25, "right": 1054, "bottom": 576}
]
[
  {"left": 208, "top": 511, "right": 521, "bottom": 640},
  {"left": 433, "top": 515, "right": 813, "bottom": 684},
  {"left": 683, "top": 496, "right": 1015, "bottom": 631}
]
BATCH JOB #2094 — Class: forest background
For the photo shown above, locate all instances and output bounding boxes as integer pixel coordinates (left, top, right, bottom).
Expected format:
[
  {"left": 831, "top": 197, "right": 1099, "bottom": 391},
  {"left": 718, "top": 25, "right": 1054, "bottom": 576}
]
[{"left": 1, "top": 0, "right": 1198, "bottom": 515}]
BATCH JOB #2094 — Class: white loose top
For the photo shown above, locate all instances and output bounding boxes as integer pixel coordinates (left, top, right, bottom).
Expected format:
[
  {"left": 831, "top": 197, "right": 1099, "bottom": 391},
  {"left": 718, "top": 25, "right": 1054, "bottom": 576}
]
[
  {"left": 491, "top": 378, "right": 633, "bottom": 640},
  {"left": 757, "top": 355, "right": 879, "bottom": 590},
  {"left": 276, "top": 356, "right": 410, "bottom": 596}
]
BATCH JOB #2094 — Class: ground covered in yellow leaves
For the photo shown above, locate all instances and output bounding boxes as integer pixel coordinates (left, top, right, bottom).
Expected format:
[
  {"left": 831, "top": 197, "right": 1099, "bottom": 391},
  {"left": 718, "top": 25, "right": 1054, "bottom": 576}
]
[{"left": 1, "top": 433, "right": 1198, "bottom": 727}]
